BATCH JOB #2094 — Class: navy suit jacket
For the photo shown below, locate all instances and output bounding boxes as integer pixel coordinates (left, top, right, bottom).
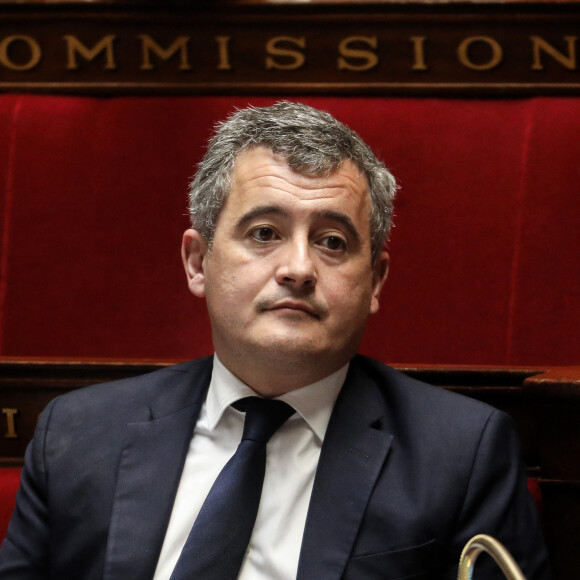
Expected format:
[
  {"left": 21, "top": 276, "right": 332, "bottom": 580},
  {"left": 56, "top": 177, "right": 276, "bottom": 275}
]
[{"left": 0, "top": 355, "right": 550, "bottom": 579}]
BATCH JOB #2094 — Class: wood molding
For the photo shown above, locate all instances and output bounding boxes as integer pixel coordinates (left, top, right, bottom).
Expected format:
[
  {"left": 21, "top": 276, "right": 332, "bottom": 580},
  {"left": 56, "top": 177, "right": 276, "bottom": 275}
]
[{"left": 1, "top": 2, "right": 579, "bottom": 95}]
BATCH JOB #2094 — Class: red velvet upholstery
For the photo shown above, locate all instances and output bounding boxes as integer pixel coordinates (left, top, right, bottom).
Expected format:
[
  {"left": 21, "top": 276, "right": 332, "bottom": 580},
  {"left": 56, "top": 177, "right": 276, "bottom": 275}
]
[
  {"left": 526, "top": 477, "right": 543, "bottom": 516},
  {"left": 1, "top": 96, "right": 579, "bottom": 365},
  {"left": 0, "top": 468, "right": 21, "bottom": 542}
]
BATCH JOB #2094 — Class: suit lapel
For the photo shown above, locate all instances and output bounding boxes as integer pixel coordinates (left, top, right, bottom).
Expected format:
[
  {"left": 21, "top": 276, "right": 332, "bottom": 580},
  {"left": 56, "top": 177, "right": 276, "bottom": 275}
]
[
  {"left": 103, "top": 360, "right": 212, "bottom": 580},
  {"left": 297, "top": 358, "right": 393, "bottom": 580}
]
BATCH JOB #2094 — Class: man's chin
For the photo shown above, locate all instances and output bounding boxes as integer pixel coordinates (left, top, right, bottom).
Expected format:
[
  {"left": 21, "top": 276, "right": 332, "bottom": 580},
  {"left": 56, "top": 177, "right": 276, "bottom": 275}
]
[
  {"left": 252, "top": 332, "right": 356, "bottom": 367},
  {"left": 249, "top": 333, "right": 329, "bottom": 361},
  {"left": 258, "top": 335, "right": 320, "bottom": 353}
]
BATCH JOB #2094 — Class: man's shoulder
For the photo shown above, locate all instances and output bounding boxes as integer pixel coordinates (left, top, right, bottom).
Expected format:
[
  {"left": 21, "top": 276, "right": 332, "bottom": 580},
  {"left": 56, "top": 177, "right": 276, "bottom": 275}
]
[
  {"left": 43, "top": 356, "right": 213, "bottom": 424},
  {"left": 343, "top": 356, "right": 522, "bottom": 484},
  {"left": 350, "top": 354, "right": 505, "bottom": 431}
]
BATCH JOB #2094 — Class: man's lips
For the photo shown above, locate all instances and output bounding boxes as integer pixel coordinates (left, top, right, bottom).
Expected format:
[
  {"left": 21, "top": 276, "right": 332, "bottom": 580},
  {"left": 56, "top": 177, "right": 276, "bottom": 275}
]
[{"left": 267, "top": 301, "right": 319, "bottom": 317}]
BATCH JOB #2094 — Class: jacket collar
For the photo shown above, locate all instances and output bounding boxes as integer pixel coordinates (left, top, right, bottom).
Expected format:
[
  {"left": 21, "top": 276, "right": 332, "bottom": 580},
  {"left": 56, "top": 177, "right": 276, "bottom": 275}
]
[
  {"left": 297, "top": 355, "right": 394, "bottom": 580},
  {"left": 102, "top": 355, "right": 393, "bottom": 580},
  {"left": 103, "top": 357, "right": 212, "bottom": 580}
]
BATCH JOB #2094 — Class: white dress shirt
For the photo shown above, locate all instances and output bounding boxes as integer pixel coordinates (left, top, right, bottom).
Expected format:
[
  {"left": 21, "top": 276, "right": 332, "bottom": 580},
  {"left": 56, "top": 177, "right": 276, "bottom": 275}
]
[{"left": 153, "top": 354, "right": 348, "bottom": 580}]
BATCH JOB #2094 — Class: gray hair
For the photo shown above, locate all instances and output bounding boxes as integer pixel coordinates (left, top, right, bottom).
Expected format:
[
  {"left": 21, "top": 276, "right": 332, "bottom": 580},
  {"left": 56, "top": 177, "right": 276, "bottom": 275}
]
[{"left": 188, "top": 101, "right": 397, "bottom": 261}]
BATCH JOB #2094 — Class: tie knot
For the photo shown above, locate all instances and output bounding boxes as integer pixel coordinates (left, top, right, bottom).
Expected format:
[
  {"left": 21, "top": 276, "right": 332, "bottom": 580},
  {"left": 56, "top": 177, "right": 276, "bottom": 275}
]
[{"left": 235, "top": 397, "right": 295, "bottom": 444}]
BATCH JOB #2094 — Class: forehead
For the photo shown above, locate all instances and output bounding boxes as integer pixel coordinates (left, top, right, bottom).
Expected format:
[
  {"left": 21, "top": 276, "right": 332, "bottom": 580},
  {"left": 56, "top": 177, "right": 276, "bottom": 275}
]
[{"left": 228, "top": 146, "right": 370, "bottom": 208}]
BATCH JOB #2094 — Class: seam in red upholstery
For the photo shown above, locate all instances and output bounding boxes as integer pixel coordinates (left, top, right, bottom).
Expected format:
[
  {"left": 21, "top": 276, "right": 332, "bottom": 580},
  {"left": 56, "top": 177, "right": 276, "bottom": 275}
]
[
  {"left": 505, "top": 100, "right": 535, "bottom": 364},
  {"left": 0, "top": 97, "right": 22, "bottom": 355}
]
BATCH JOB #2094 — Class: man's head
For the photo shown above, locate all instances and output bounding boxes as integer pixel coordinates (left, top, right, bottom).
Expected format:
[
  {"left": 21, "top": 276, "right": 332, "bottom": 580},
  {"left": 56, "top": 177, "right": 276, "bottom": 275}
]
[
  {"left": 183, "top": 103, "right": 397, "bottom": 394},
  {"left": 187, "top": 101, "right": 396, "bottom": 264}
]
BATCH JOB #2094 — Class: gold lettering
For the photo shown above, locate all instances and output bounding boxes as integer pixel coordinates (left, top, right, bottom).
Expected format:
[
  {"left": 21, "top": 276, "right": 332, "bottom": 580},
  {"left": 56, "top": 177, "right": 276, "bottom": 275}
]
[
  {"left": 338, "top": 36, "right": 378, "bottom": 71},
  {"left": 139, "top": 35, "right": 190, "bottom": 71},
  {"left": 410, "top": 36, "right": 428, "bottom": 71},
  {"left": 0, "top": 35, "right": 42, "bottom": 71},
  {"left": 265, "top": 36, "right": 306, "bottom": 70},
  {"left": 216, "top": 36, "right": 232, "bottom": 71},
  {"left": 2, "top": 408, "right": 18, "bottom": 439},
  {"left": 64, "top": 35, "right": 116, "bottom": 70},
  {"left": 531, "top": 36, "right": 577, "bottom": 70},
  {"left": 457, "top": 36, "right": 503, "bottom": 71}
]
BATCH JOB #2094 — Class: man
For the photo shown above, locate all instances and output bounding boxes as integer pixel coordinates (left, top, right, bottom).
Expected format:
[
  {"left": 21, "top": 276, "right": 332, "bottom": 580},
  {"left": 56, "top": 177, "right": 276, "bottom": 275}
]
[{"left": 0, "top": 102, "right": 549, "bottom": 579}]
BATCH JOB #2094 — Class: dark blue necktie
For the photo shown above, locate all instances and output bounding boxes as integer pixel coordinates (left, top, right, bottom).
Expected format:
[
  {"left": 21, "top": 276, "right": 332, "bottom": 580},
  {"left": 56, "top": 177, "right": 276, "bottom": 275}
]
[{"left": 169, "top": 396, "right": 295, "bottom": 580}]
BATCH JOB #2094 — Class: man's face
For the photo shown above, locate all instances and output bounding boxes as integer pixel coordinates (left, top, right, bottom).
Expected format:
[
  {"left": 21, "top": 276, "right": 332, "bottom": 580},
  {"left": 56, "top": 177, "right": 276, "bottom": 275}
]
[{"left": 183, "top": 147, "right": 389, "bottom": 393}]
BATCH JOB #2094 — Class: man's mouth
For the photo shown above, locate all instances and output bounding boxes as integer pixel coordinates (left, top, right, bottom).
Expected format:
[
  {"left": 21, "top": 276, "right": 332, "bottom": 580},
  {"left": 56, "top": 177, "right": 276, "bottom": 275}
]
[{"left": 268, "top": 300, "right": 319, "bottom": 318}]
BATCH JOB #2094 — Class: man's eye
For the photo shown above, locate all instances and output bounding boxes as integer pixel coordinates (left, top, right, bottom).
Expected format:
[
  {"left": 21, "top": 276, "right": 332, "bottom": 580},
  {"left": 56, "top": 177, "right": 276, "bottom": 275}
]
[
  {"left": 250, "top": 227, "right": 277, "bottom": 242},
  {"left": 321, "top": 236, "right": 346, "bottom": 251}
]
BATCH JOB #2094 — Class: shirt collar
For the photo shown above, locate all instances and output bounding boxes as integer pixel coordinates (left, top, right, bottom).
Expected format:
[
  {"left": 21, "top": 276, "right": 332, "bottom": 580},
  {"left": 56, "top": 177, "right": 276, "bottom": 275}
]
[{"left": 206, "top": 354, "right": 348, "bottom": 442}]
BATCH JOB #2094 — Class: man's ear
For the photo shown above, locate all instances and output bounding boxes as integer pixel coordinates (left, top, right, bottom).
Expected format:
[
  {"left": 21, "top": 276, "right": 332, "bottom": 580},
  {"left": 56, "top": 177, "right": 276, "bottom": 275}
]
[
  {"left": 369, "top": 250, "right": 390, "bottom": 315},
  {"left": 182, "top": 229, "right": 208, "bottom": 298}
]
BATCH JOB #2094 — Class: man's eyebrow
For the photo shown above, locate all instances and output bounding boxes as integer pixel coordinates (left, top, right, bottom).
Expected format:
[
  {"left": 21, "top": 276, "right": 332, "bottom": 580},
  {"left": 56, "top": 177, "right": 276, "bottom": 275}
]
[
  {"left": 317, "top": 210, "right": 361, "bottom": 243},
  {"left": 235, "top": 205, "right": 290, "bottom": 229},
  {"left": 235, "top": 206, "right": 361, "bottom": 243}
]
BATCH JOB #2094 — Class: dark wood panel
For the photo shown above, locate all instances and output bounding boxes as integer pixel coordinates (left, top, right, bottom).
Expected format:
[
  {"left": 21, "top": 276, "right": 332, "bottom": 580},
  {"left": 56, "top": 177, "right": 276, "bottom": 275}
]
[{"left": 0, "top": 2, "right": 579, "bottom": 95}]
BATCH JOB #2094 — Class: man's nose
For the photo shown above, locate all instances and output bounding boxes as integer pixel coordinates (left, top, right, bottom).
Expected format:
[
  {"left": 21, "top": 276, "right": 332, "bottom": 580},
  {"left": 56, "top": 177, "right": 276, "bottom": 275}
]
[{"left": 275, "top": 239, "right": 318, "bottom": 288}]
